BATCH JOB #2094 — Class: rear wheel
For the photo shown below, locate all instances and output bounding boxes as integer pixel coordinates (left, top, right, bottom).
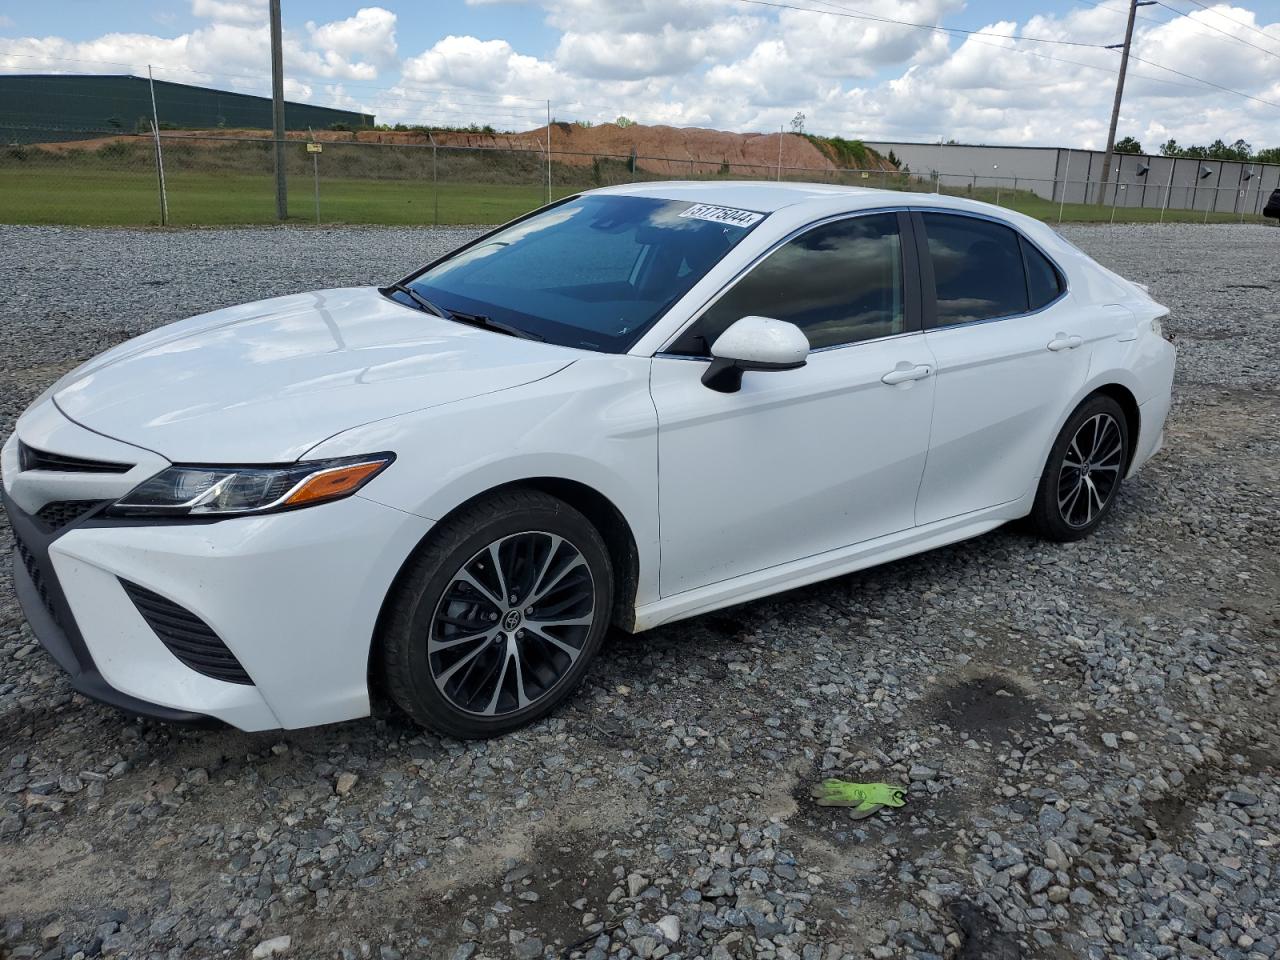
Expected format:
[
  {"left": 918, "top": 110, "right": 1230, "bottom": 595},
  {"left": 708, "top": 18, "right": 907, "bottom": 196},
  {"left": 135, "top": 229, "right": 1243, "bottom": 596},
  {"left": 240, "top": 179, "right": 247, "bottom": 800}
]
[
  {"left": 1029, "top": 394, "right": 1129, "bottom": 542},
  {"left": 380, "top": 489, "right": 613, "bottom": 738}
]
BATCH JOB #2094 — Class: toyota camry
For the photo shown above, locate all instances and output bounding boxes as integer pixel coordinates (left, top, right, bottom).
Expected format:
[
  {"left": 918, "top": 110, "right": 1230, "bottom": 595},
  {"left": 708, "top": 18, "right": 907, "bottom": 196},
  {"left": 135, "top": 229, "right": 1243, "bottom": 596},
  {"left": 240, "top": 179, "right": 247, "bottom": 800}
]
[{"left": 2, "top": 182, "right": 1175, "bottom": 737}]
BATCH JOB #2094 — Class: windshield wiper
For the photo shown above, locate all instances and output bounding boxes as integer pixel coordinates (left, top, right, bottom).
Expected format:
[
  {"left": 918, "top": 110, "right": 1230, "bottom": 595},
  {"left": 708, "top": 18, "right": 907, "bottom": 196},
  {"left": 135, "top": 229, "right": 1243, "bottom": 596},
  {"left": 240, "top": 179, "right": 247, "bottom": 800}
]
[
  {"left": 385, "top": 282, "right": 543, "bottom": 341},
  {"left": 385, "top": 281, "right": 449, "bottom": 320},
  {"left": 447, "top": 309, "right": 545, "bottom": 342}
]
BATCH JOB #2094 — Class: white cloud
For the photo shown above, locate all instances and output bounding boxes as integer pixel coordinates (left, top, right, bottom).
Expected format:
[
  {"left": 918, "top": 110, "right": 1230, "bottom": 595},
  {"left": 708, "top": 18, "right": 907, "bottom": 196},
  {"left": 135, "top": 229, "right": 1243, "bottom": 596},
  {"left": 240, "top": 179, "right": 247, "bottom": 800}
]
[
  {"left": 555, "top": 18, "right": 756, "bottom": 80},
  {"left": 1, "top": 0, "right": 1277, "bottom": 150},
  {"left": 307, "top": 7, "right": 397, "bottom": 67},
  {"left": 402, "top": 35, "right": 559, "bottom": 95},
  {"left": 0, "top": 5, "right": 401, "bottom": 93}
]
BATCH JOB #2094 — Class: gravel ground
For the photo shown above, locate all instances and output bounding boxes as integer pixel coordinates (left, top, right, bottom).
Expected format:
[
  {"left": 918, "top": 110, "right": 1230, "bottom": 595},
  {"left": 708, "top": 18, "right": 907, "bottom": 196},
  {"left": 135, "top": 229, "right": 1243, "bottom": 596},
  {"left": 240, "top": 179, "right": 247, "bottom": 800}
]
[{"left": 0, "top": 222, "right": 1277, "bottom": 960}]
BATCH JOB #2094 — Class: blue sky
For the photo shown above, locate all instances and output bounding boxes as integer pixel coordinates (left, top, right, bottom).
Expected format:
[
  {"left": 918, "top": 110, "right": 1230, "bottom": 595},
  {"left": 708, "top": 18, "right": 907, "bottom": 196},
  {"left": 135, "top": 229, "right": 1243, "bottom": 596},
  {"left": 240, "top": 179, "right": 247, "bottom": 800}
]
[
  {"left": 2, "top": 1, "right": 1278, "bottom": 148},
  {"left": 5, "top": 1, "right": 1105, "bottom": 59},
  {"left": 4, "top": 2, "right": 558, "bottom": 51}
]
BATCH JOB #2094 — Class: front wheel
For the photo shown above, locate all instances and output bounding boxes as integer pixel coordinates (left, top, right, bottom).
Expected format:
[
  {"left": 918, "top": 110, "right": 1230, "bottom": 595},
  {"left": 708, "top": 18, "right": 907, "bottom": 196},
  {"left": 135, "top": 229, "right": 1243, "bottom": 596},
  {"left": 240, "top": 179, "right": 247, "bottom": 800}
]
[
  {"left": 379, "top": 489, "right": 613, "bottom": 738},
  {"left": 1029, "top": 395, "right": 1130, "bottom": 542}
]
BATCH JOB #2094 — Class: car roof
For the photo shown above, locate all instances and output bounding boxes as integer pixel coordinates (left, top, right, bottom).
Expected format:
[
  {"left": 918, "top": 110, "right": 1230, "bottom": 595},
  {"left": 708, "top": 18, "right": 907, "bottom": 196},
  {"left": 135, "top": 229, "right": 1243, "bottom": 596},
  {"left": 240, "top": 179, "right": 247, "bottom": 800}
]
[
  {"left": 588, "top": 180, "right": 1057, "bottom": 244},
  {"left": 590, "top": 180, "right": 884, "bottom": 213}
]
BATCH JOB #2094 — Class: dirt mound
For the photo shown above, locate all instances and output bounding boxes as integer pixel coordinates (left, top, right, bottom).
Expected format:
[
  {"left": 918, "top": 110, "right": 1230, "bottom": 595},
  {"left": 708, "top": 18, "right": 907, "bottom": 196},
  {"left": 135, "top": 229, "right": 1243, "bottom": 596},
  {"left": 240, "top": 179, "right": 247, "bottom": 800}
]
[{"left": 28, "top": 122, "right": 892, "bottom": 177}]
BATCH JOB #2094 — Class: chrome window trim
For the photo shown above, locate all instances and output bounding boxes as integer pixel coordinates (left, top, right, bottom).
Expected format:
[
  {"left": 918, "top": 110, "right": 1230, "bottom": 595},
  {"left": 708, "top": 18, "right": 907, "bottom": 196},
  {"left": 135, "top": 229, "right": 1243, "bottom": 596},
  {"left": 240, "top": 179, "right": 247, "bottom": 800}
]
[
  {"left": 918, "top": 296, "right": 1068, "bottom": 333},
  {"left": 654, "top": 205, "right": 912, "bottom": 358},
  {"left": 655, "top": 328, "right": 924, "bottom": 362}
]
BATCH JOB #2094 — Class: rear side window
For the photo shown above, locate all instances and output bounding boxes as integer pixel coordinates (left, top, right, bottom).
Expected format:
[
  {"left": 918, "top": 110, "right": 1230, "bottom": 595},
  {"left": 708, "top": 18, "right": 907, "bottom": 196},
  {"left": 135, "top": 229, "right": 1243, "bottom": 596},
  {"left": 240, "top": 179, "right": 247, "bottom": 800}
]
[
  {"left": 922, "top": 213, "right": 1029, "bottom": 325},
  {"left": 1021, "top": 236, "right": 1064, "bottom": 310},
  {"left": 671, "top": 212, "right": 905, "bottom": 354}
]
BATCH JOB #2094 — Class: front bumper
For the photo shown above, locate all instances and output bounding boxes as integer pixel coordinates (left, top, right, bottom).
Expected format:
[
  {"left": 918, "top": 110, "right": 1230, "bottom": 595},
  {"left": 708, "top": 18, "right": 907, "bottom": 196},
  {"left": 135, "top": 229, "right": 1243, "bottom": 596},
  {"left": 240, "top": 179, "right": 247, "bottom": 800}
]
[
  {"left": 3, "top": 407, "right": 432, "bottom": 731},
  {"left": 7, "top": 487, "right": 217, "bottom": 724}
]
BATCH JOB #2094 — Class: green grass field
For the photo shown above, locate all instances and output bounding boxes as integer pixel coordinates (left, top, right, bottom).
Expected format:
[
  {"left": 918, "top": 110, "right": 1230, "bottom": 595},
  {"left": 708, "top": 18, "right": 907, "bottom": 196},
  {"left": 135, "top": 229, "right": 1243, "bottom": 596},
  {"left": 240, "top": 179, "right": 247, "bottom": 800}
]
[
  {"left": 0, "top": 167, "right": 1268, "bottom": 228},
  {"left": 0, "top": 168, "right": 583, "bottom": 226}
]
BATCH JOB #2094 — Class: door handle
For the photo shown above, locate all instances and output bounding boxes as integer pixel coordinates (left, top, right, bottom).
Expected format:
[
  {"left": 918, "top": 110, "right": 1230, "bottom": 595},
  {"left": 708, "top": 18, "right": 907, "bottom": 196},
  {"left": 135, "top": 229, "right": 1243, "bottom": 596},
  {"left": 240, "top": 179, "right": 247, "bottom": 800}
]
[
  {"left": 1047, "top": 333, "right": 1083, "bottom": 351},
  {"left": 881, "top": 363, "right": 932, "bottom": 385}
]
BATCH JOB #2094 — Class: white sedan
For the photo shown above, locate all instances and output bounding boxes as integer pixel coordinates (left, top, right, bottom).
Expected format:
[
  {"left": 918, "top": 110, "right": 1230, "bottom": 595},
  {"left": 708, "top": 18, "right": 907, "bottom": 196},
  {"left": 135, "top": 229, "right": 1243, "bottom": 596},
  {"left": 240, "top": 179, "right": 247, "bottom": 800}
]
[{"left": 2, "top": 183, "right": 1174, "bottom": 737}]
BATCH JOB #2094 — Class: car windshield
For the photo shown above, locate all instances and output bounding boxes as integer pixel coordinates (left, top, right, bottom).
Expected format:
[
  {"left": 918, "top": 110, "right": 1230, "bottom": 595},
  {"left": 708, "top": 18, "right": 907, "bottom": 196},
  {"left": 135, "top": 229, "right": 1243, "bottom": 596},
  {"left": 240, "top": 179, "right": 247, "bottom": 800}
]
[{"left": 397, "top": 194, "right": 766, "bottom": 352}]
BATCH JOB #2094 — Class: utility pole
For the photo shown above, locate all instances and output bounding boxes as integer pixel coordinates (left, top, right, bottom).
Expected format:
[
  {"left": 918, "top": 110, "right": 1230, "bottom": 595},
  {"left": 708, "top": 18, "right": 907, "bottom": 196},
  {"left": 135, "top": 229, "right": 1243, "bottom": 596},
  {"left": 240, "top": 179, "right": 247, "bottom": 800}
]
[
  {"left": 269, "top": 0, "right": 288, "bottom": 220},
  {"left": 147, "top": 65, "right": 168, "bottom": 226},
  {"left": 1097, "top": 0, "right": 1154, "bottom": 205}
]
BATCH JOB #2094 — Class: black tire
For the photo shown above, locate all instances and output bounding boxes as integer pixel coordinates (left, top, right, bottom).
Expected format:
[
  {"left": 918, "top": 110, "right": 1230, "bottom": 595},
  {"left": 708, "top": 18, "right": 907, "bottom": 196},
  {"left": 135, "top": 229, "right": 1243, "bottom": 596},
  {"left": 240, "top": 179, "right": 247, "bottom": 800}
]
[
  {"left": 379, "top": 489, "right": 613, "bottom": 739},
  {"left": 1028, "top": 394, "right": 1130, "bottom": 542}
]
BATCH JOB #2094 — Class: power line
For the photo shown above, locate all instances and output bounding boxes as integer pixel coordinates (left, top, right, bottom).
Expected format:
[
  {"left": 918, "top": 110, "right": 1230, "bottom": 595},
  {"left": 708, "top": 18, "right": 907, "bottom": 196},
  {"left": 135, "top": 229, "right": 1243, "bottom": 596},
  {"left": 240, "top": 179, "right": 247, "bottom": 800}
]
[
  {"left": 1151, "top": 0, "right": 1280, "bottom": 61},
  {"left": 774, "top": 0, "right": 1272, "bottom": 105},
  {"left": 1078, "top": 0, "right": 1280, "bottom": 62},
  {"left": 1129, "top": 53, "right": 1280, "bottom": 107},
  {"left": 731, "top": 0, "right": 1109, "bottom": 48},
  {"left": 1071, "top": 0, "right": 1172, "bottom": 26},
  {"left": 1174, "top": 0, "right": 1280, "bottom": 45},
  {"left": 5, "top": 7, "right": 1277, "bottom": 128}
]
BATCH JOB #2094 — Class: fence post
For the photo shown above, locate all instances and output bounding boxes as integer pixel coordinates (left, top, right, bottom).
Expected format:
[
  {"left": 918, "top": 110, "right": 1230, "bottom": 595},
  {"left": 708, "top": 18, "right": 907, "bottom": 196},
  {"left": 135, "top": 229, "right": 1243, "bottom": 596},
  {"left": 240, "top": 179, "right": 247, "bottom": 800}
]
[
  {"left": 429, "top": 132, "right": 439, "bottom": 227},
  {"left": 313, "top": 151, "right": 320, "bottom": 225},
  {"left": 1160, "top": 160, "right": 1174, "bottom": 223},
  {"left": 545, "top": 100, "right": 552, "bottom": 205},
  {"left": 1058, "top": 151, "right": 1071, "bottom": 223}
]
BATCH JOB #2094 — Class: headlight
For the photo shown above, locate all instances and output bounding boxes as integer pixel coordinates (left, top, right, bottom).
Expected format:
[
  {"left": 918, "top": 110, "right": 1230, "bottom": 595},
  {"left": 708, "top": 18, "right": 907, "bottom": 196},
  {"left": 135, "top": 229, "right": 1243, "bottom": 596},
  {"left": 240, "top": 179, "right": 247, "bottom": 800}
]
[{"left": 106, "top": 454, "right": 394, "bottom": 518}]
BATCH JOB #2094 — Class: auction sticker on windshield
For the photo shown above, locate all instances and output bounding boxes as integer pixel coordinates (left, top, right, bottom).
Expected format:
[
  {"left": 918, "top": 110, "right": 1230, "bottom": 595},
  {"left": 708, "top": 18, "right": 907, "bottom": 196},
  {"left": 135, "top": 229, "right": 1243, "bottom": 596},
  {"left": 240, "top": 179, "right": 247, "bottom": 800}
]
[{"left": 678, "top": 203, "right": 765, "bottom": 227}]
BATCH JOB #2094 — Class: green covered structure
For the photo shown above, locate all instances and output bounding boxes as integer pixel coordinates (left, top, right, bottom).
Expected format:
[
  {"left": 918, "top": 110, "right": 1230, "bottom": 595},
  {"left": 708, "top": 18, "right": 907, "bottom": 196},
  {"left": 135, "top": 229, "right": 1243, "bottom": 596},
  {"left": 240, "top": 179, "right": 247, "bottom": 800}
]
[{"left": 1, "top": 74, "right": 374, "bottom": 143}]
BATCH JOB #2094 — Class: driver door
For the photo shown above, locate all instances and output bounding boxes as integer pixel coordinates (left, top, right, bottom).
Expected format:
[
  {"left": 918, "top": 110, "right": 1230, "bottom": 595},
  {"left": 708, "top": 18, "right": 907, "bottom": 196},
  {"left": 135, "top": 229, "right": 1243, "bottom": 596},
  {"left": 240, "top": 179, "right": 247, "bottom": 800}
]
[{"left": 649, "top": 211, "right": 937, "bottom": 596}]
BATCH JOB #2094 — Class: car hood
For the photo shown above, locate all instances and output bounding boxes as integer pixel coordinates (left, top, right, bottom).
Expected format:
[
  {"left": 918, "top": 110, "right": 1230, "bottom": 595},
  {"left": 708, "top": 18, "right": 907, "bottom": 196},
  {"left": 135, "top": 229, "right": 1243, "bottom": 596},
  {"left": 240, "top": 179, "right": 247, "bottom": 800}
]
[{"left": 52, "top": 286, "right": 579, "bottom": 463}]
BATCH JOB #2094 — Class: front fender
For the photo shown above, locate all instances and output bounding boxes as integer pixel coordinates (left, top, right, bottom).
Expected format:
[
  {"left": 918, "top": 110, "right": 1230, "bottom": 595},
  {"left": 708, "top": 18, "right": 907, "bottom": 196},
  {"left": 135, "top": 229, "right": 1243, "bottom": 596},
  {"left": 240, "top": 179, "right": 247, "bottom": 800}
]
[{"left": 306, "top": 356, "right": 662, "bottom": 608}]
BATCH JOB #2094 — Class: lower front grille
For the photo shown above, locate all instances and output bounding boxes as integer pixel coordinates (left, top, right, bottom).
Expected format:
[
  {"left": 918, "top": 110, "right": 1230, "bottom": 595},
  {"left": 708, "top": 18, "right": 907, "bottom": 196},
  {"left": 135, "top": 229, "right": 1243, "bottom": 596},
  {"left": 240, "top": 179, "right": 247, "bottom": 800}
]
[
  {"left": 15, "top": 537, "right": 59, "bottom": 625},
  {"left": 121, "top": 581, "right": 254, "bottom": 685},
  {"left": 35, "top": 500, "right": 107, "bottom": 533}
]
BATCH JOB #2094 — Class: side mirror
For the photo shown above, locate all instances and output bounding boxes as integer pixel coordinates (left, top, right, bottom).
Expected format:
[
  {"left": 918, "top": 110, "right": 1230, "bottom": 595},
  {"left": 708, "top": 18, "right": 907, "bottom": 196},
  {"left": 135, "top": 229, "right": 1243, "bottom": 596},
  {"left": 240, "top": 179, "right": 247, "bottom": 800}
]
[{"left": 701, "top": 316, "right": 809, "bottom": 393}]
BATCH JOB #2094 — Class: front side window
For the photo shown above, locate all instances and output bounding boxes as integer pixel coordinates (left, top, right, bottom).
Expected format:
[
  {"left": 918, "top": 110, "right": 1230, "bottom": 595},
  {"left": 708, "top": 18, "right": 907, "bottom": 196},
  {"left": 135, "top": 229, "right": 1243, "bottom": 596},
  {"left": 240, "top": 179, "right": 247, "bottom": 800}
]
[
  {"left": 670, "top": 212, "right": 905, "bottom": 354},
  {"left": 922, "top": 213, "right": 1029, "bottom": 325},
  {"left": 399, "top": 194, "right": 764, "bottom": 353}
]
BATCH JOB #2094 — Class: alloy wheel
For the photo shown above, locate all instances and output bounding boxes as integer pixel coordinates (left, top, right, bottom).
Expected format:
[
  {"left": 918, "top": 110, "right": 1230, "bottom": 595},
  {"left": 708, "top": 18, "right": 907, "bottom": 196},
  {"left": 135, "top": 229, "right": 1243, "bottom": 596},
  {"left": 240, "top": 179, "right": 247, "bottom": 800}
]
[
  {"left": 1057, "top": 412, "right": 1124, "bottom": 528},
  {"left": 427, "top": 531, "right": 596, "bottom": 716}
]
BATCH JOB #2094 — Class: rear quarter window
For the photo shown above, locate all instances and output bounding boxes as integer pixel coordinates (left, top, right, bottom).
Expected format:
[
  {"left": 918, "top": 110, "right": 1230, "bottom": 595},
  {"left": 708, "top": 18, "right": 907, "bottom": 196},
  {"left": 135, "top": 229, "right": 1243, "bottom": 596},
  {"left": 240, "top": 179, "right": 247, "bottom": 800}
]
[{"left": 1021, "top": 236, "right": 1065, "bottom": 310}]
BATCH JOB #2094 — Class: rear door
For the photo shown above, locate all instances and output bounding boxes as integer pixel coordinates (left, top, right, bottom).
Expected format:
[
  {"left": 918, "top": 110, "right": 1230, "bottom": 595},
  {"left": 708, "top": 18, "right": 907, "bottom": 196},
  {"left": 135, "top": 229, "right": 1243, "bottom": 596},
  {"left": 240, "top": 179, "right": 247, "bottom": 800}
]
[{"left": 912, "top": 211, "right": 1093, "bottom": 525}]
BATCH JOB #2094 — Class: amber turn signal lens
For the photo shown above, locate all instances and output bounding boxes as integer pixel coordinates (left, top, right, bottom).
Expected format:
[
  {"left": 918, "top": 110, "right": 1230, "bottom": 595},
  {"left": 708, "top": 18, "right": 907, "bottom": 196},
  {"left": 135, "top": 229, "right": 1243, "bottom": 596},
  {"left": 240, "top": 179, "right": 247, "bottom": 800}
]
[{"left": 282, "top": 460, "right": 389, "bottom": 507}]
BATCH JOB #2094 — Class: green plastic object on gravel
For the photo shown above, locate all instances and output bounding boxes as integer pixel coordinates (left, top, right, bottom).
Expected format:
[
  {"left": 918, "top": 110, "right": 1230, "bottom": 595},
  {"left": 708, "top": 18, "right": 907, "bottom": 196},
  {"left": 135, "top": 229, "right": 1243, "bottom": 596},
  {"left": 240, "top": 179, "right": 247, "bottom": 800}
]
[{"left": 810, "top": 779, "right": 907, "bottom": 819}]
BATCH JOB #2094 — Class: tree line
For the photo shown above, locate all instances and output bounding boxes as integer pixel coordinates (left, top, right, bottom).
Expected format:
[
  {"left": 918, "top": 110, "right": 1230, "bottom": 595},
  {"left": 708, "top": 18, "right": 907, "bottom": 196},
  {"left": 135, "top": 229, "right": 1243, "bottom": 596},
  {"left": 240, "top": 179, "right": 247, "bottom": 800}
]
[{"left": 1116, "top": 135, "right": 1279, "bottom": 165}]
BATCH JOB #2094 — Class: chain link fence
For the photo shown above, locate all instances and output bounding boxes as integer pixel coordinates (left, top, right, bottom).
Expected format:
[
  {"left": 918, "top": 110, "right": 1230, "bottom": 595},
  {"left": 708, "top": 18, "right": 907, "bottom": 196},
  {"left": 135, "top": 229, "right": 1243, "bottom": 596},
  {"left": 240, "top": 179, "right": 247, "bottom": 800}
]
[{"left": 1, "top": 128, "right": 1275, "bottom": 228}]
